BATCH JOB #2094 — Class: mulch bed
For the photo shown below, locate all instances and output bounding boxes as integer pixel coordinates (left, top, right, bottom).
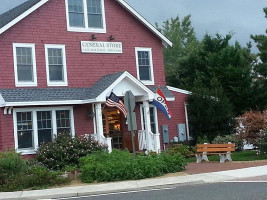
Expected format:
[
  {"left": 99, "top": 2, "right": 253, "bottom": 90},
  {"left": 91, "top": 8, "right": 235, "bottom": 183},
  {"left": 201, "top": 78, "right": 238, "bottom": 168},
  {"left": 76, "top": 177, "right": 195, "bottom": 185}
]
[{"left": 185, "top": 161, "right": 267, "bottom": 175}]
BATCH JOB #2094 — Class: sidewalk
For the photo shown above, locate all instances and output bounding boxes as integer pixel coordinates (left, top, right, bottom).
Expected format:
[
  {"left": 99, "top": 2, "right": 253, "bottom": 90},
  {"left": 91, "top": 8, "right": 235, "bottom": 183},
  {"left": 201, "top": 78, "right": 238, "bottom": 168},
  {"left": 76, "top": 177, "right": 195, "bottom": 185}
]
[{"left": 1, "top": 163, "right": 267, "bottom": 200}]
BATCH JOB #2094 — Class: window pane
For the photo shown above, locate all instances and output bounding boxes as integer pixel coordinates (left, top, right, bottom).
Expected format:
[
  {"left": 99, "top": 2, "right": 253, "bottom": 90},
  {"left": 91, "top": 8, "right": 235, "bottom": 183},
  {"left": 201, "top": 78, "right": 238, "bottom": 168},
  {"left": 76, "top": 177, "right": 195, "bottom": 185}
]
[
  {"left": 139, "top": 66, "right": 151, "bottom": 80},
  {"left": 56, "top": 110, "right": 71, "bottom": 134},
  {"left": 88, "top": 14, "right": 102, "bottom": 28},
  {"left": 17, "top": 65, "right": 33, "bottom": 81},
  {"left": 87, "top": 0, "right": 103, "bottom": 28},
  {"left": 17, "top": 112, "right": 33, "bottom": 149},
  {"left": 69, "top": 13, "right": 84, "bottom": 27},
  {"left": 16, "top": 47, "right": 34, "bottom": 82},
  {"left": 37, "top": 111, "right": 52, "bottom": 146},
  {"left": 48, "top": 48, "right": 64, "bottom": 82},
  {"left": 68, "top": 0, "right": 85, "bottom": 27}
]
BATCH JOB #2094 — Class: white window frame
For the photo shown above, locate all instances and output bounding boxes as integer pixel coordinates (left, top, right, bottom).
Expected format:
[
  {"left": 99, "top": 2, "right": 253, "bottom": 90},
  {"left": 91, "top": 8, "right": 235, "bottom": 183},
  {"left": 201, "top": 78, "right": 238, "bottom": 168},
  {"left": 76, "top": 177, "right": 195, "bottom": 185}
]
[
  {"left": 13, "top": 43, "right": 37, "bottom": 87},
  {"left": 13, "top": 106, "right": 75, "bottom": 155},
  {"left": 135, "top": 47, "right": 155, "bottom": 85},
  {"left": 65, "top": 0, "right": 106, "bottom": 33},
  {"left": 45, "top": 44, "right": 68, "bottom": 86},
  {"left": 140, "top": 104, "right": 159, "bottom": 134}
]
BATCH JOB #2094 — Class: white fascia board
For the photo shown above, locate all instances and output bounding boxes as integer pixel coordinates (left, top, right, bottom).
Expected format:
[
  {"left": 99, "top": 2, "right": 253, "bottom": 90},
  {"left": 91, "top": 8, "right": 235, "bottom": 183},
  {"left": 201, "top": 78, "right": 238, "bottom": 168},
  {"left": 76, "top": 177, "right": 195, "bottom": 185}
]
[
  {"left": 0, "top": 0, "right": 49, "bottom": 35},
  {"left": 167, "top": 86, "right": 192, "bottom": 95},
  {"left": 1, "top": 99, "right": 96, "bottom": 108},
  {"left": 0, "top": 93, "right": 6, "bottom": 107},
  {"left": 96, "top": 71, "right": 155, "bottom": 102},
  {"left": 115, "top": 0, "right": 172, "bottom": 47}
]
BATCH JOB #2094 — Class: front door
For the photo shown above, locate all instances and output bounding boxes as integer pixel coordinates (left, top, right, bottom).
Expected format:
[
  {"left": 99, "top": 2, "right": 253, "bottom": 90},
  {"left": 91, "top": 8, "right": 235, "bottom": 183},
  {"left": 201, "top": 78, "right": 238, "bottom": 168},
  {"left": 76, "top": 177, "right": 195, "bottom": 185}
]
[{"left": 102, "top": 107, "right": 138, "bottom": 152}]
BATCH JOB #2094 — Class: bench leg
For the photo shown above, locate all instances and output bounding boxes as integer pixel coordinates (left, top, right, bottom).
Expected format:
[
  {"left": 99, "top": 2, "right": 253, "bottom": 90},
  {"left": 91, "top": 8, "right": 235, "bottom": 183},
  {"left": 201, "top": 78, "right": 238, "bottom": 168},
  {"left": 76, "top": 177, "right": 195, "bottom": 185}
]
[
  {"left": 219, "top": 154, "right": 226, "bottom": 163},
  {"left": 202, "top": 152, "right": 209, "bottom": 162},
  {"left": 195, "top": 154, "right": 209, "bottom": 163},
  {"left": 226, "top": 152, "right": 232, "bottom": 161}
]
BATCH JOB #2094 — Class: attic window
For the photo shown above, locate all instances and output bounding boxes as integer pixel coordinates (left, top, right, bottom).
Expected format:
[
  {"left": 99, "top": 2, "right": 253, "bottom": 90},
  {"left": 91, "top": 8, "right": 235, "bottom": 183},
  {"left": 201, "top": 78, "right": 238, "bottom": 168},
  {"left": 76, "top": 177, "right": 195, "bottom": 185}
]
[{"left": 66, "top": 0, "right": 106, "bottom": 33}]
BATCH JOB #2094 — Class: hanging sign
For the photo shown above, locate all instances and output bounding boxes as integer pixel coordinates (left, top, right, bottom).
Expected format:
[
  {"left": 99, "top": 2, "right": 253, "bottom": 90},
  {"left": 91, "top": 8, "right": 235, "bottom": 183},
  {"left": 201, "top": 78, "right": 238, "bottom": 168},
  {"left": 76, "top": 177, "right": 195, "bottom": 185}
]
[{"left": 81, "top": 41, "right": 123, "bottom": 54}]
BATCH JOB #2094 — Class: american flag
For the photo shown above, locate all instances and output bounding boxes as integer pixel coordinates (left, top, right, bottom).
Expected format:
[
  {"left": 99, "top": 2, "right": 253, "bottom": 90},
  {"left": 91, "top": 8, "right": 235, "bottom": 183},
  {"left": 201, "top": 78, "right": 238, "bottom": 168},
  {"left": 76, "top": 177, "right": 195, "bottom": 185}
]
[{"left": 106, "top": 92, "right": 128, "bottom": 118}]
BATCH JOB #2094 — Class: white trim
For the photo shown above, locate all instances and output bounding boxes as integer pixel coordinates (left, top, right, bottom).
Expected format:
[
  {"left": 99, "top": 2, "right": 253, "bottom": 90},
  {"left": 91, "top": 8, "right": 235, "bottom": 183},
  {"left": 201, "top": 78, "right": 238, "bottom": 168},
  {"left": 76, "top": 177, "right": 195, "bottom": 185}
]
[
  {"left": 115, "top": 0, "right": 172, "bottom": 47},
  {"left": 0, "top": 0, "right": 49, "bottom": 35},
  {"left": 65, "top": 0, "right": 107, "bottom": 33},
  {"left": 13, "top": 43, "right": 38, "bottom": 87},
  {"left": 13, "top": 106, "right": 75, "bottom": 155},
  {"left": 140, "top": 104, "right": 159, "bottom": 134},
  {"left": 184, "top": 102, "right": 191, "bottom": 140},
  {"left": 135, "top": 47, "right": 155, "bottom": 85},
  {"left": 45, "top": 44, "right": 68, "bottom": 86},
  {"left": 0, "top": 99, "right": 96, "bottom": 108},
  {"left": 96, "top": 71, "right": 155, "bottom": 102},
  {"left": 0, "top": 93, "right": 5, "bottom": 107},
  {"left": 167, "top": 86, "right": 192, "bottom": 95}
]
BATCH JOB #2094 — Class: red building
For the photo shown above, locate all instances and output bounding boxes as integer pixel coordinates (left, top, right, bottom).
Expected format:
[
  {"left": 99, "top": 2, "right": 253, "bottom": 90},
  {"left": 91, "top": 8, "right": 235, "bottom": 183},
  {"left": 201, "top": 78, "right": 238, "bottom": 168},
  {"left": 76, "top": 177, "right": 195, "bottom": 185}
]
[{"left": 0, "top": 0, "right": 190, "bottom": 155}]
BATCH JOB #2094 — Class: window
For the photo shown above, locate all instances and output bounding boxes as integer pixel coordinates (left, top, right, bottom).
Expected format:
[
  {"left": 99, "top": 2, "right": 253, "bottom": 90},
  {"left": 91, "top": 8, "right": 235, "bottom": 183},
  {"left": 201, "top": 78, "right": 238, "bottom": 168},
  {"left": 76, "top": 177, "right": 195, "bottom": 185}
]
[
  {"left": 66, "top": 0, "right": 106, "bottom": 33},
  {"left": 140, "top": 105, "right": 158, "bottom": 134},
  {"left": 45, "top": 45, "right": 68, "bottom": 86},
  {"left": 13, "top": 107, "right": 74, "bottom": 155},
  {"left": 13, "top": 43, "right": 37, "bottom": 87},
  {"left": 135, "top": 47, "right": 154, "bottom": 85}
]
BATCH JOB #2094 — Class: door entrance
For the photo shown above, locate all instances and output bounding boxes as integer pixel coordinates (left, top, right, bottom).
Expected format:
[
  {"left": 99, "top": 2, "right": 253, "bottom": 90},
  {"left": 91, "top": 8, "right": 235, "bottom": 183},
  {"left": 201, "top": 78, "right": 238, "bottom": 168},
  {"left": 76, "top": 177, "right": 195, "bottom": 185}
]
[{"left": 102, "top": 107, "right": 138, "bottom": 152}]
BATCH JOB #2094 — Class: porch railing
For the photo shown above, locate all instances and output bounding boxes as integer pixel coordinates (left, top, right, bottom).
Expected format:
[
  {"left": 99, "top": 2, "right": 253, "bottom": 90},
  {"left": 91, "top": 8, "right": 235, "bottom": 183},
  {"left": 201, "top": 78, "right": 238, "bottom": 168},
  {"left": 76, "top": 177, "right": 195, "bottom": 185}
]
[{"left": 138, "top": 130, "right": 161, "bottom": 153}]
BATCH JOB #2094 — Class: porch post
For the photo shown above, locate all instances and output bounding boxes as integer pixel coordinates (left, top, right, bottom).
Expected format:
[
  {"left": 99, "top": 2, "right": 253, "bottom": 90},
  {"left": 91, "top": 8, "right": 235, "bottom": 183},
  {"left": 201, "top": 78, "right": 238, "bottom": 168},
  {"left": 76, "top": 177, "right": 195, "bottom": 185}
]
[
  {"left": 143, "top": 101, "right": 153, "bottom": 151},
  {"left": 95, "top": 103, "right": 104, "bottom": 141}
]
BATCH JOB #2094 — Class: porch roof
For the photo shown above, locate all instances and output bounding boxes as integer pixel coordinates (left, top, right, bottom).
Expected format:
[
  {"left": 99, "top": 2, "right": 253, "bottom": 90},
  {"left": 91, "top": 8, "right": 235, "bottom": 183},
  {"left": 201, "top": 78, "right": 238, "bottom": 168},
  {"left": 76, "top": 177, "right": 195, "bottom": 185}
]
[{"left": 0, "top": 71, "right": 174, "bottom": 107}]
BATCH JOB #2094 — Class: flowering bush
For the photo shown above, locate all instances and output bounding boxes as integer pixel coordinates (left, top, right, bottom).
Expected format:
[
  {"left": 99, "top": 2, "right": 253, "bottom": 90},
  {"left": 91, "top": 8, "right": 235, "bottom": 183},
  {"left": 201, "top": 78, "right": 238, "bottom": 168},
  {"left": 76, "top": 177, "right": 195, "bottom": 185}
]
[
  {"left": 257, "top": 129, "right": 267, "bottom": 157},
  {"left": 35, "top": 133, "right": 107, "bottom": 170}
]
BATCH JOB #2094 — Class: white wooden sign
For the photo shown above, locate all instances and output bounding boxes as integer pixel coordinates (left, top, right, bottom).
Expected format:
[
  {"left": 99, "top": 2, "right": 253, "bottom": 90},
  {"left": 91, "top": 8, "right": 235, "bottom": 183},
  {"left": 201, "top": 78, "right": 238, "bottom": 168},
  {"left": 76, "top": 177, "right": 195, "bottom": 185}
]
[{"left": 81, "top": 41, "right": 123, "bottom": 54}]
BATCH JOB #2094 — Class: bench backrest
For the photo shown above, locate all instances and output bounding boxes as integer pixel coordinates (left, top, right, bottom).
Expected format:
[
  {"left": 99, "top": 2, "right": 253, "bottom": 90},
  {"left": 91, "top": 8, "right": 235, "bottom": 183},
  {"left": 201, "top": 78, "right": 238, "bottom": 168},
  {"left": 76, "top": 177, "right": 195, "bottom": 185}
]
[{"left": 196, "top": 143, "right": 235, "bottom": 153}]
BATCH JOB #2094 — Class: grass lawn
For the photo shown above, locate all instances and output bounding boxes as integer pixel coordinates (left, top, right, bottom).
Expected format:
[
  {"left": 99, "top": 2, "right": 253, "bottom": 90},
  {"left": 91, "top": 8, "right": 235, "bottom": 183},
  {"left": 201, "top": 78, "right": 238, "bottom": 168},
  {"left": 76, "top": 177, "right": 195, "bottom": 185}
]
[{"left": 187, "top": 150, "right": 267, "bottom": 162}]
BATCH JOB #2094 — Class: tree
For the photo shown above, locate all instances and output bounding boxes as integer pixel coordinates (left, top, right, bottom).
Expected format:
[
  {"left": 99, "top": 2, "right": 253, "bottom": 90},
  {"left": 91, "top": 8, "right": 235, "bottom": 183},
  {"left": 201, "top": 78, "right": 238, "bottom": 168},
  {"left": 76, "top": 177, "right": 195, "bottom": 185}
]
[
  {"left": 250, "top": 7, "right": 267, "bottom": 111},
  {"left": 187, "top": 77, "right": 235, "bottom": 142},
  {"left": 180, "top": 34, "right": 255, "bottom": 115},
  {"left": 236, "top": 111, "right": 267, "bottom": 145},
  {"left": 156, "top": 15, "right": 199, "bottom": 86}
]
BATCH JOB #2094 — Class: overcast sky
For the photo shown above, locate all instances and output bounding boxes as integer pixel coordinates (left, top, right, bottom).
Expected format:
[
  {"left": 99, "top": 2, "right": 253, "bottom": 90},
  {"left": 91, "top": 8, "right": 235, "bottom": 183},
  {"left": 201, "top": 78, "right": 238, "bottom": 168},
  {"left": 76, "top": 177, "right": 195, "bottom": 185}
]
[{"left": 0, "top": 0, "right": 266, "bottom": 52}]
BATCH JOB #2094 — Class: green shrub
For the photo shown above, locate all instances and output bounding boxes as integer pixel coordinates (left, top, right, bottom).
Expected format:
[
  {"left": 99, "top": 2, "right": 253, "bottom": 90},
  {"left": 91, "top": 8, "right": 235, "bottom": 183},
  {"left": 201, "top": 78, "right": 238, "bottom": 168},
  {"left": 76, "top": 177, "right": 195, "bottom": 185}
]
[
  {"left": 35, "top": 133, "right": 107, "bottom": 170},
  {"left": 167, "top": 144, "right": 196, "bottom": 157},
  {"left": 212, "top": 134, "right": 243, "bottom": 151},
  {"left": 0, "top": 151, "right": 69, "bottom": 192},
  {"left": 79, "top": 149, "right": 187, "bottom": 183}
]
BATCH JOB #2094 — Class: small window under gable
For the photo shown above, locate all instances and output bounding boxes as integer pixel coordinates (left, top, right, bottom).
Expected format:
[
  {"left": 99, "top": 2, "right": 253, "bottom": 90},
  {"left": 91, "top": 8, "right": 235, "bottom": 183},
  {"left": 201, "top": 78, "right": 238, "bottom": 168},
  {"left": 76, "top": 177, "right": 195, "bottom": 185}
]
[
  {"left": 135, "top": 47, "right": 155, "bottom": 85},
  {"left": 66, "top": 0, "right": 106, "bottom": 33},
  {"left": 13, "top": 43, "right": 37, "bottom": 87}
]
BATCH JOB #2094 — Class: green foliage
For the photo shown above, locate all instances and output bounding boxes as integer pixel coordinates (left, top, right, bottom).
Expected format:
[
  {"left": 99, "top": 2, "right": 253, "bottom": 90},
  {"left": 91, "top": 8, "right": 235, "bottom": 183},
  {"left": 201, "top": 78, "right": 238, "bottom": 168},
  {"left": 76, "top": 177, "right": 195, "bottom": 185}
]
[
  {"left": 35, "top": 133, "right": 107, "bottom": 170},
  {"left": 257, "top": 129, "right": 267, "bottom": 157},
  {"left": 79, "top": 149, "right": 187, "bottom": 183},
  {"left": 167, "top": 144, "right": 196, "bottom": 157},
  {"left": 156, "top": 15, "right": 199, "bottom": 87},
  {"left": 187, "top": 78, "right": 235, "bottom": 142},
  {"left": 0, "top": 151, "right": 69, "bottom": 192},
  {"left": 212, "top": 134, "right": 243, "bottom": 151},
  {"left": 250, "top": 7, "right": 267, "bottom": 111}
]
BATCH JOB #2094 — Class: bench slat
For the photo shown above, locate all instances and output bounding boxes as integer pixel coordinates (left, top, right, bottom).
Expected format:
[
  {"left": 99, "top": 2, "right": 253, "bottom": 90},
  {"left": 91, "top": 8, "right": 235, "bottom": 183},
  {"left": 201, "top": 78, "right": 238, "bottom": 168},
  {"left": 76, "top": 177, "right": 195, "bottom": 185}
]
[
  {"left": 197, "top": 147, "right": 235, "bottom": 152},
  {"left": 197, "top": 144, "right": 235, "bottom": 148}
]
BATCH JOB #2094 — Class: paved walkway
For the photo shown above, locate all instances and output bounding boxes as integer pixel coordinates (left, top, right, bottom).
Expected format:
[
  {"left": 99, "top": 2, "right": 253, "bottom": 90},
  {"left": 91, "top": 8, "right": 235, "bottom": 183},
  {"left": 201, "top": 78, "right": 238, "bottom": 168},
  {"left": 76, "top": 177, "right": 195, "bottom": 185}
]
[{"left": 1, "top": 161, "right": 267, "bottom": 200}]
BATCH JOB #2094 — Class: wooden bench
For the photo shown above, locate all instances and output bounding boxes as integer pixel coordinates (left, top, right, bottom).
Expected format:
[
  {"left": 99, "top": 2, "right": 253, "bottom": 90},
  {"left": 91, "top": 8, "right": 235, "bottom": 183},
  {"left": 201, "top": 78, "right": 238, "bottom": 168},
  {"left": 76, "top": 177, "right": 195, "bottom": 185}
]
[{"left": 195, "top": 143, "right": 235, "bottom": 163}]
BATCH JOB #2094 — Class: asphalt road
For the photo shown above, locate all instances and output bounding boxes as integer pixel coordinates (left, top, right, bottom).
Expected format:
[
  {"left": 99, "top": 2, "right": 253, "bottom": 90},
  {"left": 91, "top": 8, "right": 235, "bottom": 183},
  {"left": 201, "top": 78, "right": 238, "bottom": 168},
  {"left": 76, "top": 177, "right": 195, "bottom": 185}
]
[{"left": 57, "top": 182, "right": 267, "bottom": 200}]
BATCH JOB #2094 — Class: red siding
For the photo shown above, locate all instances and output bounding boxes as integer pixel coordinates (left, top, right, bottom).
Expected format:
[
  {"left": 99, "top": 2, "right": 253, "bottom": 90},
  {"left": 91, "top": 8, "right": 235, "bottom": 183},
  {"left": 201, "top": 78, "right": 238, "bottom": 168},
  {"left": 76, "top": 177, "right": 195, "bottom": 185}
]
[
  {"left": 158, "top": 92, "right": 188, "bottom": 141},
  {"left": 0, "top": 0, "right": 166, "bottom": 88},
  {"left": 0, "top": 108, "right": 15, "bottom": 150}
]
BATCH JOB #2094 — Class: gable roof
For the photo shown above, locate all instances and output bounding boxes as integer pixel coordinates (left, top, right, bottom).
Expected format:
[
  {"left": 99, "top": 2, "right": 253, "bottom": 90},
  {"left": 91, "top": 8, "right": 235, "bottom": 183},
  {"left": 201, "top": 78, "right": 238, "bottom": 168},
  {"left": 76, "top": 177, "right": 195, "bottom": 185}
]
[
  {"left": 0, "top": 71, "right": 174, "bottom": 107},
  {"left": 0, "top": 0, "right": 172, "bottom": 47},
  {"left": 0, "top": 0, "right": 49, "bottom": 35}
]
